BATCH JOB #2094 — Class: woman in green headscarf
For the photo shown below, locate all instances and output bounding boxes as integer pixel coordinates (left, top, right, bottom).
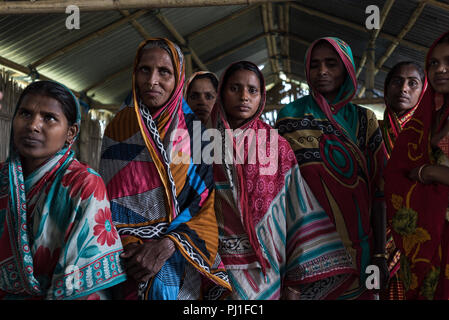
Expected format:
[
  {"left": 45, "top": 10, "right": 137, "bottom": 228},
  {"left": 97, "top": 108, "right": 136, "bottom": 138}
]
[{"left": 276, "top": 37, "right": 389, "bottom": 299}]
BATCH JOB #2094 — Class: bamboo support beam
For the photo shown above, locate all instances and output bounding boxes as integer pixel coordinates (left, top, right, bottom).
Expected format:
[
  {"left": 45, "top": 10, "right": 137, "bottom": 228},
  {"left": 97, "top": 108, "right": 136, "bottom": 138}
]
[
  {"left": 154, "top": 11, "right": 208, "bottom": 71},
  {"left": 30, "top": 9, "right": 147, "bottom": 68},
  {"left": 0, "top": 55, "right": 114, "bottom": 109},
  {"left": 357, "top": 0, "right": 396, "bottom": 78},
  {"left": 0, "top": 0, "right": 288, "bottom": 14},
  {"left": 119, "top": 9, "right": 152, "bottom": 39},
  {"left": 358, "top": 0, "right": 427, "bottom": 97},
  {"left": 261, "top": 4, "right": 278, "bottom": 77},
  {"left": 427, "top": 0, "right": 449, "bottom": 11},
  {"left": 291, "top": 2, "right": 427, "bottom": 53},
  {"left": 280, "top": 3, "right": 291, "bottom": 75}
]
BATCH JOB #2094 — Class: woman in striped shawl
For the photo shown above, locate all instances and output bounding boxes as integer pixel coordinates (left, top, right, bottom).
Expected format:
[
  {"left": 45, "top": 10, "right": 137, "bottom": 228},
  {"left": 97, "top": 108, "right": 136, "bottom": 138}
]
[{"left": 99, "top": 38, "right": 231, "bottom": 300}]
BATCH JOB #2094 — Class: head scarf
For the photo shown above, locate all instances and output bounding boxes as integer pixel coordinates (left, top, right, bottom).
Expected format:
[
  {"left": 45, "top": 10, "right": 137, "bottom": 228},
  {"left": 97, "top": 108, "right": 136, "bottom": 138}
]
[
  {"left": 384, "top": 31, "right": 449, "bottom": 300},
  {"left": 276, "top": 37, "right": 388, "bottom": 299},
  {"left": 381, "top": 64, "right": 428, "bottom": 156},
  {"left": 0, "top": 81, "right": 126, "bottom": 299},
  {"left": 100, "top": 38, "right": 231, "bottom": 299},
  {"left": 212, "top": 61, "right": 357, "bottom": 299},
  {"left": 183, "top": 71, "right": 219, "bottom": 99},
  {"left": 211, "top": 61, "right": 270, "bottom": 274}
]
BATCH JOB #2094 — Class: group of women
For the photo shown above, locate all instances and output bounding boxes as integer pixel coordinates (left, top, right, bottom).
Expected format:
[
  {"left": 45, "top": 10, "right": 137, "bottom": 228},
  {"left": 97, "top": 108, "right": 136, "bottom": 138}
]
[{"left": 0, "top": 30, "right": 448, "bottom": 300}]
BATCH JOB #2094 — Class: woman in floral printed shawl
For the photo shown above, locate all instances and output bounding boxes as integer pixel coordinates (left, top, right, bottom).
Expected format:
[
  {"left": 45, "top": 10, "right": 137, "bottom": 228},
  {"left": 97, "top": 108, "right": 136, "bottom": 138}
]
[
  {"left": 212, "top": 60, "right": 356, "bottom": 300},
  {"left": 0, "top": 80, "right": 126, "bottom": 300},
  {"left": 385, "top": 31, "right": 449, "bottom": 300},
  {"left": 100, "top": 38, "right": 231, "bottom": 300}
]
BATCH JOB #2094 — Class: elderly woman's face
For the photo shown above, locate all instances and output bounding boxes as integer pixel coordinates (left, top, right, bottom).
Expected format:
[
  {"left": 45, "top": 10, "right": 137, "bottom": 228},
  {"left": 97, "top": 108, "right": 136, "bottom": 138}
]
[
  {"left": 136, "top": 47, "right": 176, "bottom": 111},
  {"left": 428, "top": 42, "right": 449, "bottom": 94}
]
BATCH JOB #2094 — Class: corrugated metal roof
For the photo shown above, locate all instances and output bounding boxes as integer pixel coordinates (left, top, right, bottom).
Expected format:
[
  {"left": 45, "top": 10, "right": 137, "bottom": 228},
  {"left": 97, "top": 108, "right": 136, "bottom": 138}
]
[{"left": 0, "top": 0, "right": 447, "bottom": 108}]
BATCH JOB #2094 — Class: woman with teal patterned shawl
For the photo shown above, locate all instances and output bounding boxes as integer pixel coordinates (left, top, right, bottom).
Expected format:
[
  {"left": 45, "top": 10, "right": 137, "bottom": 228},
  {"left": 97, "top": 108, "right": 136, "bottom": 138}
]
[
  {"left": 0, "top": 81, "right": 126, "bottom": 299},
  {"left": 275, "top": 37, "right": 389, "bottom": 299}
]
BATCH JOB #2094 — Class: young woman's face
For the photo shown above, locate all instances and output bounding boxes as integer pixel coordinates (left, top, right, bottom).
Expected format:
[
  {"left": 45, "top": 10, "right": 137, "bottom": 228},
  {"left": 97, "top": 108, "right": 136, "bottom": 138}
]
[
  {"left": 136, "top": 47, "right": 176, "bottom": 112},
  {"left": 187, "top": 77, "right": 217, "bottom": 124},
  {"left": 13, "top": 94, "right": 78, "bottom": 174},
  {"left": 385, "top": 64, "right": 424, "bottom": 116},
  {"left": 309, "top": 42, "right": 346, "bottom": 102},
  {"left": 222, "top": 69, "right": 261, "bottom": 129},
  {"left": 428, "top": 42, "right": 449, "bottom": 94}
]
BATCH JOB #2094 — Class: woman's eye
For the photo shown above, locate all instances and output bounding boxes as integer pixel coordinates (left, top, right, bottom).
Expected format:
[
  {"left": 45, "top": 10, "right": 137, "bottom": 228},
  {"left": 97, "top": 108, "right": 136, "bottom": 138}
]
[
  {"left": 160, "top": 68, "right": 171, "bottom": 76},
  {"left": 206, "top": 93, "right": 215, "bottom": 100},
  {"left": 139, "top": 66, "right": 149, "bottom": 73},
  {"left": 249, "top": 87, "right": 258, "bottom": 94},
  {"left": 409, "top": 80, "right": 419, "bottom": 88}
]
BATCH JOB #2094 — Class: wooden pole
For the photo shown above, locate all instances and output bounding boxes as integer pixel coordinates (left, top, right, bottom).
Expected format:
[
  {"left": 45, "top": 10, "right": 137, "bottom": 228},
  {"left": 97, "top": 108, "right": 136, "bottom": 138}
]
[
  {"left": 0, "top": 0, "right": 288, "bottom": 14},
  {"left": 356, "top": 0, "right": 396, "bottom": 78},
  {"left": 358, "top": 0, "right": 427, "bottom": 97},
  {"left": 0, "top": 55, "right": 115, "bottom": 109},
  {"left": 154, "top": 11, "right": 208, "bottom": 71},
  {"left": 291, "top": 2, "right": 427, "bottom": 53},
  {"left": 119, "top": 9, "right": 152, "bottom": 39}
]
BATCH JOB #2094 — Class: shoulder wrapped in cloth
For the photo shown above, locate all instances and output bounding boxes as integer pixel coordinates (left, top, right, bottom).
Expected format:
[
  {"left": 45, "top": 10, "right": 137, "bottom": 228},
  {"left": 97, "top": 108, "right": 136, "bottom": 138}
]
[
  {"left": 212, "top": 60, "right": 356, "bottom": 300},
  {"left": 100, "top": 38, "right": 231, "bottom": 300}
]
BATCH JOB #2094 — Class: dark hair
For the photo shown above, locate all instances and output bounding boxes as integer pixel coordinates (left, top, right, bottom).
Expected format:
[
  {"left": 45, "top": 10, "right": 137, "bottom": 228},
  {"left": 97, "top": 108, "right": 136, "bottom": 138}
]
[
  {"left": 187, "top": 73, "right": 219, "bottom": 97},
  {"left": 220, "top": 61, "right": 264, "bottom": 100},
  {"left": 384, "top": 61, "right": 425, "bottom": 91},
  {"left": 16, "top": 81, "right": 78, "bottom": 126}
]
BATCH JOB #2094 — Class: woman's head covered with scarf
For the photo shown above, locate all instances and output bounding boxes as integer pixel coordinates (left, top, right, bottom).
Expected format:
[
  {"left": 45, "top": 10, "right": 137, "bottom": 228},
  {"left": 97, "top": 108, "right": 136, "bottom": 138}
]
[
  {"left": 211, "top": 60, "right": 273, "bottom": 274},
  {"left": 11, "top": 80, "right": 80, "bottom": 176},
  {"left": 133, "top": 38, "right": 185, "bottom": 121},
  {"left": 382, "top": 61, "right": 427, "bottom": 156},
  {"left": 305, "top": 37, "right": 356, "bottom": 115},
  {"left": 384, "top": 31, "right": 449, "bottom": 299},
  {"left": 184, "top": 71, "right": 218, "bottom": 125}
]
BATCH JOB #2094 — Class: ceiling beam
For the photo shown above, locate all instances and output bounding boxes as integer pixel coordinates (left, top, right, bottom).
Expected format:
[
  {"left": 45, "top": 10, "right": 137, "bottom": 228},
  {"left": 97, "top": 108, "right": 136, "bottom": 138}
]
[
  {"left": 358, "top": 0, "right": 427, "bottom": 97},
  {"left": 119, "top": 9, "right": 152, "bottom": 39},
  {"left": 0, "top": 0, "right": 289, "bottom": 14},
  {"left": 261, "top": 3, "right": 279, "bottom": 77},
  {"left": 30, "top": 9, "right": 147, "bottom": 68},
  {"left": 357, "top": 0, "right": 396, "bottom": 79},
  {"left": 0, "top": 54, "right": 114, "bottom": 109},
  {"left": 154, "top": 11, "right": 208, "bottom": 71},
  {"left": 427, "top": 0, "right": 449, "bottom": 11},
  {"left": 291, "top": 2, "right": 427, "bottom": 54}
]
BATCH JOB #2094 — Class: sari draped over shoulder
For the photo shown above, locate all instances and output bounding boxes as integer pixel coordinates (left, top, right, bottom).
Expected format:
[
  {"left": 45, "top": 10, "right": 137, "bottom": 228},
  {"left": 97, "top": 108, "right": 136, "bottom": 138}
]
[
  {"left": 212, "top": 61, "right": 356, "bottom": 300},
  {"left": 380, "top": 65, "right": 427, "bottom": 300},
  {"left": 384, "top": 31, "right": 449, "bottom": 300},
  {"left": 0, "top": 81, "right": 126, "bottom": 300},
  {"left": 276, "top": 38, "right": 388, "bottom": 299},
  {"left": 99, "top": 38, "right": 231, "bottom": 300}
]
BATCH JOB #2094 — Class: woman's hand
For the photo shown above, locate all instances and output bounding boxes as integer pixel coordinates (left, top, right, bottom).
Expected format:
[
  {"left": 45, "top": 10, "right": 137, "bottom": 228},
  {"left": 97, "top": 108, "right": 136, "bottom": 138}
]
[
  {"left": 120, "top": 238, "right": 176, "bottom": 283},
  {"left": 282, "top": 286, "right": 301, "bottom": 300},
  {"left": 409, "top": 165, "right": 431, "bottom": 184}
]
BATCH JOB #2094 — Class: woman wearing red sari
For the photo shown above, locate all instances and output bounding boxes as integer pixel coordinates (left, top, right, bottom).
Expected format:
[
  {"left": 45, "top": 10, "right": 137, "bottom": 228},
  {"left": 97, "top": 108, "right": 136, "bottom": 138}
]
[
  {"left": 380, "top": 61, "right": 426, "bottom": 300},
  {"left": 385, "top": 31, "right": 449, "bottom": 299}
]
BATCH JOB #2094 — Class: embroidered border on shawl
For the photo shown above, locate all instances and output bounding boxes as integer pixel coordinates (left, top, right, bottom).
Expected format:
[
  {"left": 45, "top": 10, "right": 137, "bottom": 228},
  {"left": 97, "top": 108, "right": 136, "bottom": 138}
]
[{"left": 51, "top": 249, "right": 124, "bottom": 300}]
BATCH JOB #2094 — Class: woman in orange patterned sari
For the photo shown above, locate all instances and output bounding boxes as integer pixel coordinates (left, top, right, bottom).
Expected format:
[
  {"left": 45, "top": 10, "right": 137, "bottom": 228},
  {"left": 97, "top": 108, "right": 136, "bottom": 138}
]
[{"left": 385, "top": 31, "right": 449, "bottom": 299}]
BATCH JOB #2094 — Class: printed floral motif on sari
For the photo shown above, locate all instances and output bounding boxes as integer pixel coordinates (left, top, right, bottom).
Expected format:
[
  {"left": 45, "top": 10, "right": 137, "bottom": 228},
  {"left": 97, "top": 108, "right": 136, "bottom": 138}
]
[
  {"left": 94, "top": 207, "right": 119, "bottom": 247},
  {"left": 62, "top": 163, "right": 106, "bottom": 201}
]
